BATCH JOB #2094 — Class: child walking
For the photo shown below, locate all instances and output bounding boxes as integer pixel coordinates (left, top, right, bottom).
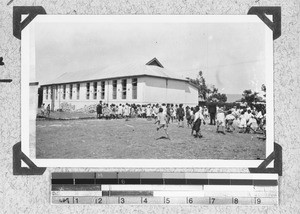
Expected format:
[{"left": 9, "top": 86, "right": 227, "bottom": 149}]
[{"left": 154, "top": 107, "right": 170, "bottom": 140}]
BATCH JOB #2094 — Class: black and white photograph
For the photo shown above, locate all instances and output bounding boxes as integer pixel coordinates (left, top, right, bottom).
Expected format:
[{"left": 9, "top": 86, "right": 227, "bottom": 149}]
[{"left": 21, "top": 15, "right": 273, "bottom": 167}]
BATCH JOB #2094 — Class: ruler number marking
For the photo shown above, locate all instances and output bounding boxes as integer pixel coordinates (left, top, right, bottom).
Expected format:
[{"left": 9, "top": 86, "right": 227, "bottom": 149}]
[
  {"left": 211, "top": 197, "right": 215, "bottom": 204},
  {"left": 120, "top": 197, "right": 125, "bottom": 204},
  {"left": 233, "top": 198, "right": 238, "bottom": 204},
  {"left": 58, "top": 197, "right": 70, "bottom": 204},
  {"left": 165, "top": 197, "right": 170, "bottom": 204},
  {"left": 256, "top": 198, "right": 261, "bottom": 204},
  {"left": 143, "top": 198, "right": 148, "bottom": 204},
  {"left": 95, "top": 197, "right": 102, "bottom": 204},
  {"left": 188, "top": 198, "right": 193, "bottom": 204}
]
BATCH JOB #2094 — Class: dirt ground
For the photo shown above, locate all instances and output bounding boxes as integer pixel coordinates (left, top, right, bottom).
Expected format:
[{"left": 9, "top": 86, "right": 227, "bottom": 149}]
[
  {"left": 36, "top": 117, "right": 266, "bottom": 160},
  {"left": 36, "top": 118, "right": 266, "bottom": 160}
]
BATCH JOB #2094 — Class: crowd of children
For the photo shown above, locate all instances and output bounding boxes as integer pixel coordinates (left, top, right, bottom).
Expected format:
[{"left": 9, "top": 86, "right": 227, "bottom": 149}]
[{"left": 95, "top": 101, "right": 266, "bottom": 140}]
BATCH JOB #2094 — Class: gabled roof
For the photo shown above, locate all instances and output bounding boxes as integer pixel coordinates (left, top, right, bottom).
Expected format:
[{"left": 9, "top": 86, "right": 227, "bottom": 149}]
[
  {"left": 145, "top": 57, "right": 164, "bottom": 68},
  {"left": 42, "top": 58, "right": 190, "bottom": 86}
]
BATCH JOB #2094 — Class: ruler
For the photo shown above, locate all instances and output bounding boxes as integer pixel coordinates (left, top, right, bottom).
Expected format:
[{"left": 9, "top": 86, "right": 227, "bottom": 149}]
[{"left": 51, "top": 172, "right": 278, "bottom": 205}]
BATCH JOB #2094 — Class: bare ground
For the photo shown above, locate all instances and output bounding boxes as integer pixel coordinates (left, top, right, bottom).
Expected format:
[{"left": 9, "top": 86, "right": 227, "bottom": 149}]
[{"left": 36, "top": 118, "right": 266, "bottom": 159}]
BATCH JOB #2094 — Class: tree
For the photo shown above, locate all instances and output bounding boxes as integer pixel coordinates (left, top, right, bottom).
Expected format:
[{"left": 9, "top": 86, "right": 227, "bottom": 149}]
[
  {"left": 188, "top": 71, "right": 227, "bottom": 103},
  {"left": 188, "top": 71, "right": 208, "bottom": 100},
  {"left": 261, "top": 84, "right": 266, "bottom": 98},
  {"left": 241, "top": 89, "right": 259, "bottom": 107},
  {"left": 205, "top": 85, "right": 227, "bottom": 103},
  {"left": 208, "top": 93, "right": 227, "bottom": 103},
  {"left": 261, "top": 84, "right": 266, "bottom": 93}
]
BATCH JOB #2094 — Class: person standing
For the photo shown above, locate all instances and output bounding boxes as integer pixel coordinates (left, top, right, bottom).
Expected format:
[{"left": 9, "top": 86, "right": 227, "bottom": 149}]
[
  {"left": 154, "top": 107, "right": 170, "bottom": 140},
  {"left": 185, "top": 106, "right": 191, "bottom": 128},
  {"left": 124, "top": 103, "right": 130, "bottom": 121},
  {"left": 191, "top": 106, "right": 205, "bottom": 138},
  {"left": 176, "top": 104, "right": 185, "bottom": 128},
  {"left": 216, "top": 107, "right": 226, "bottom": 134},
  {"left": 208, "top": 102, "right": 217, "bottom": 125},
  {"left": 96, "top": 101, "right": 102, "bottom": 119},
  {"left": 166, "top": 104, "right": 171, "bottom": 124},
  {"left": 40, "top": 103, "right": 45, "bottom": 116},
  {"left": 46, "top": 104, "right": 51, "bottom": 117}
]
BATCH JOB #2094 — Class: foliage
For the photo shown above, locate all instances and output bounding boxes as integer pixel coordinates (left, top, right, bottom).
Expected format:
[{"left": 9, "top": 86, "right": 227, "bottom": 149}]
[
  {"left": 189, "top": 71, "right": 227, "bottom": 102},
  {"left": 206, "top": 86, "right": 227, "bottom": 103},
  {"left": 188, "top": 71, "right": 208, "bottom": 100},
  {"left": 241, "top": 89, "right": 259, "bottom": 107},
  {"left": 201, "top": 101, "right": 241, "bottom": 110},
  {"left": 261, "top": 84, "right": 266, "bottom": 93}
]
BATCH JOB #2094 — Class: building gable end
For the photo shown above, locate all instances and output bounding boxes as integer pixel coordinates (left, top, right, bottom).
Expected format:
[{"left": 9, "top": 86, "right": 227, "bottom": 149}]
[{"left": 145, "top": 57, "right": 164, "bottom": 68}]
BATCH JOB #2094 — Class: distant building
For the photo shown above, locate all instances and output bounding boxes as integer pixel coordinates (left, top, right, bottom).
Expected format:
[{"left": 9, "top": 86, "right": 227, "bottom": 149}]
[{"left": 40, "top": 58, "right": 199, "bottom": 110}]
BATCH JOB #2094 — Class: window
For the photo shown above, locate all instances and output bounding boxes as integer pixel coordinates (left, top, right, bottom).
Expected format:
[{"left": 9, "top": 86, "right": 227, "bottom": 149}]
[
  {"left": 69, "top": 84, "right": 73, "bottom": 100},
  {"left": 55, "top": 85, "right": 58, "bottom": 100},
  {"left": 112, "top": 80, "right": 117, "bottom": 99},
  {"left": 93, "top": 82, "right": 97, "bottom": 99},
  {"left": 132, "top": 78, "right": 137, "bottom": 99},
  {"left": 86, "top": 83, "right": 90, "bottom": 99},
  {"left": 63, "top": 85, "right": 66, "bottom": 99},
  {"left": 77, "top": 83, "right": 80, "bottom": 99},
  {"left": 45, "top": 86, "right": 48, "bottom": 100},
  {"left": 101, "top": 81, "right": 105, "bottom": 99},
  {"left": 122, "top": 79, "right": 127, "bottom": 99}
]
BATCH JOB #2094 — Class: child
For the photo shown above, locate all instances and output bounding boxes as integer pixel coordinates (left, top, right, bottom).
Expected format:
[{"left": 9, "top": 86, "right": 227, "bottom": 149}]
[
  {"left": 225, "top": 110, "right": 235, "bottom": 132},
  {"left": 41, "top": 103, "right": 45, "bottom": 116},
  {"left": 103, "top": 104, "right": 110, "bottom": 120},
  {"left": 46, "top": 104, "right": 51, "bottom": 117},
  {"left": 191, "top": 106, "right": 205, "bottom": 138},
  {"left": 117, "top": 104, "right": 123, "bottom": 119},
  {"left": 238, "top": 110, "right": 247, "bottom": 133},
  {"left": 173, "top": 104, "right": 178, "bottom": 122},
  {"left": 146, "top": 104, "right": 152, "bottom": 120},
  {"left": 189, "top": 107, "right": 195, "bottom": 127},
  {"left": 176, "top": 104, "right": 185, "bottom": 128},
  {"left": 203, "top": 106, "right": 209, "bottom": 121},
  {"left": 153, "top": 104, "right": 159, "bottom": 120},
  {"left": 186, "top": 106, "right": 191, "bottom": 127},
  {"left": 216, "top": 107, "right": 226, "bottom": 134},
  {"left": 166, "top": 104, "right": 171, "bottom": 124},
  {"left": 124, "top": 103, "right": 130, "bottom": 121},
  {"left": 154, "top": 107, "right": 170, "bottom": 140}
]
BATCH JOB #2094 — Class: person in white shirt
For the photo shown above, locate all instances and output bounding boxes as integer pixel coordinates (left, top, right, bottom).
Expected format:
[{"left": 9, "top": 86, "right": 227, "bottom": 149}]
[
  {"left": 154, "top": 107, "right": 170, "bottom": 140},
  {"left": 146, "top": 104, "right": 152, "bottom": 120},
  {"left": 124, "top": 104, "right": 130, "bottom": 121},
  {"left": 216, "top": 107, "right": 226, "bottom": 134},
  {"left": 238, "top": 110, "right": 247, "bottom": 133},
  {"left": 225, "top": 110, "right": 235, "bottom": 132}
]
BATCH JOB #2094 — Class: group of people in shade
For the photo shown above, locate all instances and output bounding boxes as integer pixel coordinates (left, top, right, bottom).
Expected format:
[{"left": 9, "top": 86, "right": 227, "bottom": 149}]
[
  {"left": 96, "top": 101, "right": 266, "bottom": 140},
  {"left": 40, "top": 103, "right": 51, "bottom": 117}
]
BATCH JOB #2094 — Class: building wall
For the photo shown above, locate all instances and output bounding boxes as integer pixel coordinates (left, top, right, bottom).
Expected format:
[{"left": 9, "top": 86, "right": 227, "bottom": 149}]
[
  {"left": 41, "top": 76, "right": 197, "bottom": 110},
  {"left": 142, "top": 76, "right": 198, "bottom": 106},
  {"left": 41, "top": 77, "right": 146, "bottom": 110}
]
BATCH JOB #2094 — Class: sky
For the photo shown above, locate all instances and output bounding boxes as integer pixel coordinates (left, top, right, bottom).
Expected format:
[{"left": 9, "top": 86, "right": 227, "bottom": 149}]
[{"left": 35, "top": 20, "right": 270, "bottom": 95}]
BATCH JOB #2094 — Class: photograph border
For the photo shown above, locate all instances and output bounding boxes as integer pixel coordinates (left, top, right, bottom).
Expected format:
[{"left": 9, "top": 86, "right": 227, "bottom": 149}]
[{"left": 21, "top": 15, "right": 274, "bottom": 168}]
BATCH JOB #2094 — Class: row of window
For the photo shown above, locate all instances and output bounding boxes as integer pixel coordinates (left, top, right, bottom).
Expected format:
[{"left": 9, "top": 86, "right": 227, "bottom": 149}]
[{"left": 45, "top": 78, "right": 137, "bottom": 100}]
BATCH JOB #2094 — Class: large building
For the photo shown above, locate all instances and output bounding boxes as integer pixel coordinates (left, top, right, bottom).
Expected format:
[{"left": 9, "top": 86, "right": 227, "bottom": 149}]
[{"left": 40, "top": 58, "right": 198, "bottom": 110}]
